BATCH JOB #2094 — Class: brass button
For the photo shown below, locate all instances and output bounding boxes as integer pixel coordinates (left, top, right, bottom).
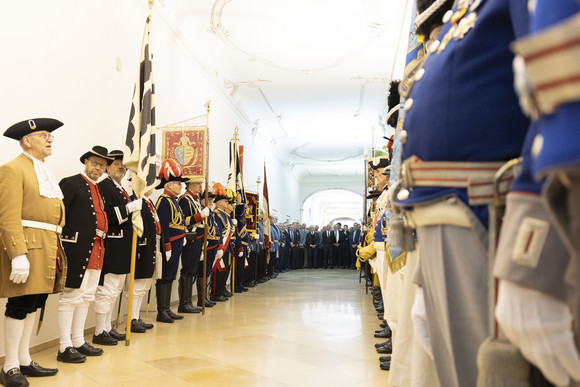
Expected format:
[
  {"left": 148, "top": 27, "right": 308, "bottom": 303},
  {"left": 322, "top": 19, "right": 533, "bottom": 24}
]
[
  {"left": 414, "top": 68, "right": 425, "bottom": 82},
  {"left": 400, "top": 130, "right": 408, "bottom": 144}
]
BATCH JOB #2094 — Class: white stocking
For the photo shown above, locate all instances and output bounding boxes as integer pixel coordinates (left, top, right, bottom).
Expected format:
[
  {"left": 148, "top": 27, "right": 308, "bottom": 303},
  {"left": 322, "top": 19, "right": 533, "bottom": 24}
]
[
  {"left": 71, "top": 304, "right": 89, "bottom": 348},
  {"left": 57, "top": 304, "right": 75, "bottom": 351},
  {"left": 3, "top": 317, "right": 24, "bottom": 371},
  {"left": 95, "top": 312, "right": 108, "bottom": 335},
  {"left": 18, "top": 312, "right": 36, "bottom": 366}
]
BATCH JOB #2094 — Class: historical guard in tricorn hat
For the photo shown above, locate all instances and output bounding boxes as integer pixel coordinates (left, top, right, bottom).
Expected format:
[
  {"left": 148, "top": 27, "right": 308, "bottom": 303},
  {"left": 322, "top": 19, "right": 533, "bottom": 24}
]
[
  {"left": 56, "top": 146, "right": 113, "bottom": 364},
  {"left": 93, "top": 150, "right": 142, "bottom": 346},
  {"left": 0, "top": 118, "right": 67, "bottom": 386}
]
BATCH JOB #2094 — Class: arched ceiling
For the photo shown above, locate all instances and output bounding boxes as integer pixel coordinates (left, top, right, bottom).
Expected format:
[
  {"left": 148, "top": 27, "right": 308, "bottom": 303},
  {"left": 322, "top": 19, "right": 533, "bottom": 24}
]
[{"left": 155, "top": 0, "right": 411, "bottom": 183}]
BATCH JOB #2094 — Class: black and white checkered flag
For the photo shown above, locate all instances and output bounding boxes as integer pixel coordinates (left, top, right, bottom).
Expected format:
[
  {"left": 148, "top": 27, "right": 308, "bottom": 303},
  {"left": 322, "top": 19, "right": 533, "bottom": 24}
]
[{"left": 124, "top": 16, "right": 156, "bottom": 199}]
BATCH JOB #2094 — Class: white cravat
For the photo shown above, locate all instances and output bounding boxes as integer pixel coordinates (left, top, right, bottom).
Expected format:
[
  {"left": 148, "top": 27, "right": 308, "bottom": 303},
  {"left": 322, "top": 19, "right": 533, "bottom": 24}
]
[
  {"left": 23, "top": 152, "right": 63, "bottom": 199},
  {"left": 335, "top": 230, "right": 339, "bottom": 243}
]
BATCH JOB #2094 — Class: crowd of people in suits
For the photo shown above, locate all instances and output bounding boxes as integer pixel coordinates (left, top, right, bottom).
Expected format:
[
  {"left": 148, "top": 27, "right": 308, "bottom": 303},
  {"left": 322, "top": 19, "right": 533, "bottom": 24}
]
[{"left": 274, "top": 222, "right": 362, "bottom": 271}]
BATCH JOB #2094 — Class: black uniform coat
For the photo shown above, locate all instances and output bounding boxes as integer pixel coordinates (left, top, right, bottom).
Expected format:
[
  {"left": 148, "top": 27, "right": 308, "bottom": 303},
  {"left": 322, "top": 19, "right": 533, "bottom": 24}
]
[
  {"left": 136, "top": 197, "right": 157, "bottom": 279},
  {"left": 60, "top": 174, "right": 106, "bottom": 288},
  {"left": 98, "top": 176, "right": 133, "bottom": 276}
]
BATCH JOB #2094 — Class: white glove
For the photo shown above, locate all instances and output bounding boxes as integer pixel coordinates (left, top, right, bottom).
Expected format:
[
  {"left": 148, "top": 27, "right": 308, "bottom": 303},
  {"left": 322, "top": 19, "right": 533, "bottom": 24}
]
[
  {"left": 216, "top": 250, "right": 224, "bottom": 260},
  {"left": 411, "top": 287, "right": 433, "bottom": 359},
  {"left": 238, "top": 251, "right": 243, "bottom": 257},
  {"left": 165, "top": 250, "right": 172, "bottom": 261},
  {"left": 126, "top": 199, "right": 143, "bottom": 213},
  {"left": 200, "top": 207, "right": 210, "bottom": 218},
  {"left": 232, "top": 219, "right": 238, "bottom": 226},
  {"left": 496, "top": 280, "right": 580, "bottom": 387},
  {"left": 252, "top": 234, "right": 258, "bottom": 240},
  {"left": 10, "top": 254, "right": 30, "bottom": 284}
]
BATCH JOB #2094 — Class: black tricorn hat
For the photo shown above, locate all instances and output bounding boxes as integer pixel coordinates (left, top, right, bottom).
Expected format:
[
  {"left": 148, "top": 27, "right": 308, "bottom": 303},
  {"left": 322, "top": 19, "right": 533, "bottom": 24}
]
[
  {"left": 80, "top": 146, "right": 114, "bottom": 165},
  {"left": 155, "top": 175, "right": 188, "bottom": 190},
  {"left": 416, "top": 0, "right": 454, "bottom": 38},
  {"left": 4, "top": 118, "right": 63, "bottom": 140},
  {"left": 108, "top": 149, "right": 124, "bottom": 160},
  {"left": 366, "top": 190, "right": 382, "bottom": 199},
  {"left": 387, "top": 80, "right": 401, "bottom": 127}
]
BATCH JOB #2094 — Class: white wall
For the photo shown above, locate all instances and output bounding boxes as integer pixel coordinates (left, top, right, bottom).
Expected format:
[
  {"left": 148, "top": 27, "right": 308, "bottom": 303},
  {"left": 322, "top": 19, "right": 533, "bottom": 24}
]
[{"left": 0, "top": 0, "right": 299, "bottom": 355}]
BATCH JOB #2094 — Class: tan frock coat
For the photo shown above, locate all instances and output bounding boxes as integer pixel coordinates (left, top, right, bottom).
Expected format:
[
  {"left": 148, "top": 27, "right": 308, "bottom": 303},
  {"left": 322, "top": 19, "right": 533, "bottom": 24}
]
[{"left": 0, "top": 154, "right": 67, "bottom": 298}]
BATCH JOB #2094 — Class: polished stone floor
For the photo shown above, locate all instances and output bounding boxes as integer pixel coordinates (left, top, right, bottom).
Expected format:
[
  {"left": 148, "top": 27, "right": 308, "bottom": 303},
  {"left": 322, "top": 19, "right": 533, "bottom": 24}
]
[{"left": 28, "top": 269, "right": 389, "bottom": 386}]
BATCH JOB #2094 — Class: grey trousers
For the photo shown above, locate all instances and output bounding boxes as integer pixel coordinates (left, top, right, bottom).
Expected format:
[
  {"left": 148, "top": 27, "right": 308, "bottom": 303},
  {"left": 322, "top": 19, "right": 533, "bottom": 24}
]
[{"left": 415, "top": 204, "right": 489, "bottom": 387}]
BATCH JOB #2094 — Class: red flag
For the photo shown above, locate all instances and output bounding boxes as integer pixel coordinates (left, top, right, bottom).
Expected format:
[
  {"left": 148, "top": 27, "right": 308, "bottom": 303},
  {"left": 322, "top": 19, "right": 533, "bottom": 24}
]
[{"left": 262, "top": 162, "right": 271, "bottom": 249}]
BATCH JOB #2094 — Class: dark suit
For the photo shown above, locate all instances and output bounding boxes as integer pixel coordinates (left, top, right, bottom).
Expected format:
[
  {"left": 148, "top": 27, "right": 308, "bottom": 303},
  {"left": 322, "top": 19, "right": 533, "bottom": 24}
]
[
  {"left": 349, "top": 229, "right": 361, "bottom": 268},
  {"left": 322, "top": 230, "right": 333, "bottom": 268},
  {"left": 305, "top": 231, "right": 320, "bottom": 268},
  {"left": 289, "top": 230, "right": 299, "bottom": 269},
  {"left": 339, "top": 230, "right": 349, "bottom": 268}
]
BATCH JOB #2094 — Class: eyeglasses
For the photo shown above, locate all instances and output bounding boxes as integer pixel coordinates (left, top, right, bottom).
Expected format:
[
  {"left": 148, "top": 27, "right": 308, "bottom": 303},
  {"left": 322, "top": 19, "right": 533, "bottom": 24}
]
[
  {"left": 27, "top": 132, "right": 54, "bottom": 141},
  {"left": 88, "top": 159, "right": 108, "bottom": 169}
]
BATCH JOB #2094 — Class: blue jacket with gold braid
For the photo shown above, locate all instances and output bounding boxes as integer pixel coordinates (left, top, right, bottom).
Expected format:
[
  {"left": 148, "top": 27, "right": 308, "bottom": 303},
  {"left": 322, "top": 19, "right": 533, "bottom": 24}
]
[
  {"left": 155, "top": 192, "right": 186, "bottom": 256},
  {"left": 397, "top": 0, "right": 530, "bottom": 224}
]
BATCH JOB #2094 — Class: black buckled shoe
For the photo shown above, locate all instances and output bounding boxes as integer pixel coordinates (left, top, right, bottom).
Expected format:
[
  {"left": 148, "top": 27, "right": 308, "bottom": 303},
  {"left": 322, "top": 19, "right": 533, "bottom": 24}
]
[
  {"left": 376, "top": 342, "right": 393, "bottom": 354},
  {"left": 380, "top": 360, "right": 391, "bottom": 371},
  {"left": 178, "top": 303, "right": 201, "bottom": 314},
  {"left": 166, "top": 309, "right": 184, "bottom": 320},
  {"left": 379, "top": 356, "right": 391, "bottom": 362},
  {"left": 222, "top": 290, "right": 232, "bottom": 297},
  {"left": 210, "top": 295, "right": 227, "bottom": 302},
  {"left": 374, "top": 330, "right": 391, "bottom": 339},
  {"left": 92, "top": 331, "right": 118, "bottom": 346},
  {"left": 130, "top": 319, "right": 146, "bottom": 333},
  {"left": 75, "top": 342, "right": 103, "bottom": 356},
  {"left": 137, "top": 318, "right": 154, "bottom": 329},
  {"left": 57, "top": 347, "right": 87, "bottom": 363},
  {"left": 108, "top": 328, "right": 126, "bottom": 341},
  {"left": 0, "top": 367, "right": 29, "bottom": 387},
  {"left": 197, "top": 299, "right": 214, "bottom": 308},
  {"left": 19, "top": 361, "right": 58, "bottom": 377},
  {"left": 375, "top": 339, "right": 391, "bottom": 348},
  {"left": 156, "top": 310, "right": 174, "bottom": 323}
]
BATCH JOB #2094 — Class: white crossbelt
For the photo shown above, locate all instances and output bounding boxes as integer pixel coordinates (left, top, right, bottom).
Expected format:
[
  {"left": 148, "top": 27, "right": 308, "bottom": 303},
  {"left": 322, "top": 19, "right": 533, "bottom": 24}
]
[{"left": 22, "top": 220, "right": 62, "bottom": 234}]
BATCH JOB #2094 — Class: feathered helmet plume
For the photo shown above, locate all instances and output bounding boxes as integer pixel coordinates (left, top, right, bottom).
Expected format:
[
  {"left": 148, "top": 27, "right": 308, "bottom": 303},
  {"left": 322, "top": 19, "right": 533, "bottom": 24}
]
[
  {"left": 155, "top": 159, "right": 188, "bottom": 189},
  {"left": 212, "top": 182, "right": 228, "bottom": 202}
]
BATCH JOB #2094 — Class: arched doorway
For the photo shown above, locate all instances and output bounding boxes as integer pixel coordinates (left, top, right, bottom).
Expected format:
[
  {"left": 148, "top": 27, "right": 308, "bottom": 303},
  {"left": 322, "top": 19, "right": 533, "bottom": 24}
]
[{"left": 302, "top": 189, "right": 363, "bottom": 228}]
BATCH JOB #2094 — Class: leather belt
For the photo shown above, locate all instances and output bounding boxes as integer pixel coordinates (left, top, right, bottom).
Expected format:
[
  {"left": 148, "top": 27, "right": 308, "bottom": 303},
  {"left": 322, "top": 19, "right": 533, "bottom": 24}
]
[
  {"left": 95, "top": 229, "right": 107, "bottom": 239},
  {"left": 22, "top": 220, "right": 62, "bottom": 234},
  {"left": 401, "top": 155, "right": 520, "bottom": 205}
]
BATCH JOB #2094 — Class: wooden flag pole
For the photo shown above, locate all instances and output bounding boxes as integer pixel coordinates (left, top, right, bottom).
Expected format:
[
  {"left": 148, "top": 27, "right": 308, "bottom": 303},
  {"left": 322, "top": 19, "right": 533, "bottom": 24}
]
[
  {"left": 255, "top": 177, "right": 261, "bottom": 283},
  {"left": 125, "top": 0, "right": 154, "bottom": 345},
  {"left": 125, "top": 231, "right": 138, "bottom": 345},
  {"left": 202, "top": 101, "right": 211, "bottom": 315},
  {"left": 231, "top": 127, "right": 239, "bottom": 297},
  {"left": 360, "top": 149, "right": 368, "bottom": 285}
]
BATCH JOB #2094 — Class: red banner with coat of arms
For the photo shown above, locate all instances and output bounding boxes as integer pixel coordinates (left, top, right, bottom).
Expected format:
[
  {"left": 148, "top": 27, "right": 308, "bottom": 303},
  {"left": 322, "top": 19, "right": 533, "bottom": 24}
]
[
  {"left": 245, "top": 191, "right": 258, "bottom": 234},
  {"left": 161, "top": 128, "right": 206, "bottom": 179}
]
